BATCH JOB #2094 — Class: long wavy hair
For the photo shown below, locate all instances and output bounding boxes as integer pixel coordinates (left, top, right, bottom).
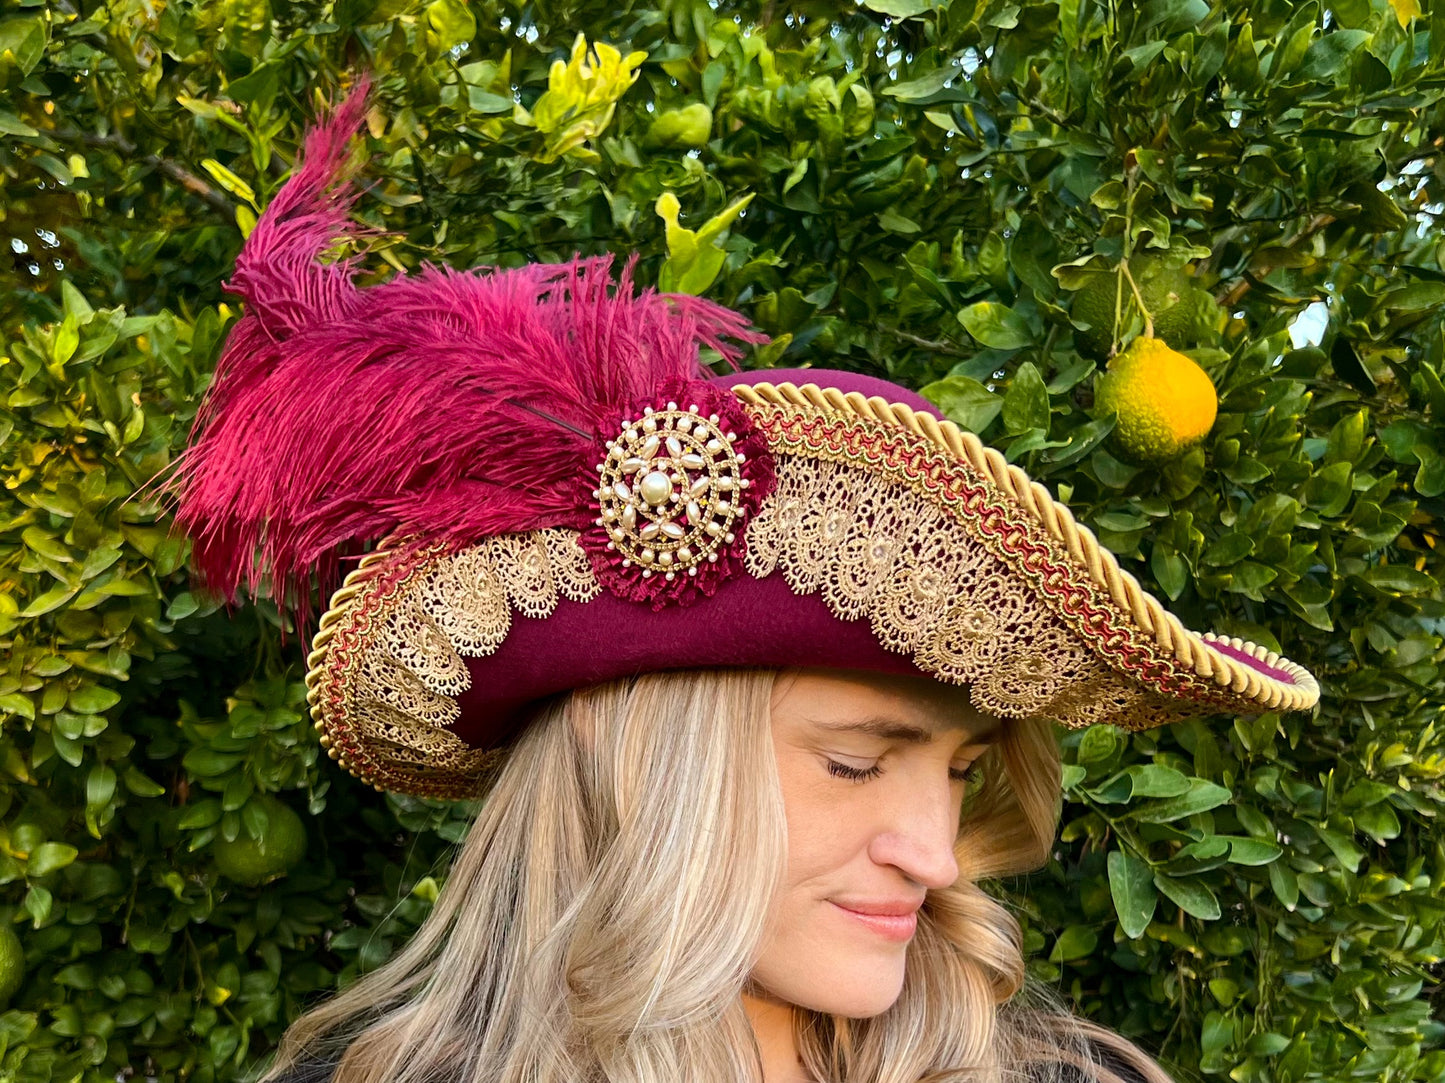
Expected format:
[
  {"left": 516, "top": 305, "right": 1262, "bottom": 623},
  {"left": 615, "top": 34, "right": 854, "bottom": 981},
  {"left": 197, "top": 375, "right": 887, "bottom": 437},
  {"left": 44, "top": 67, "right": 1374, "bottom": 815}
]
[{"left": 263, "top": 669, "right": 1173, "bottom": 1083}]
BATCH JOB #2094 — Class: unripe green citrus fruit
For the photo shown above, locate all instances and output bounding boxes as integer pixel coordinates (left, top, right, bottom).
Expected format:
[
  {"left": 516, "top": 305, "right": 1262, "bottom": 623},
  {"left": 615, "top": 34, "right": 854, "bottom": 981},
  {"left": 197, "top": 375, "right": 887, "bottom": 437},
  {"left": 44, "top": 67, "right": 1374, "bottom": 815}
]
[
  {"left": 1095, "top": 337, "right": 1218, "bottom": 465},
  {"left": 1071, "top": 258, "right": 1222, "bottom": 360},
  {"left": 0, "top": 924, "right": 25, "bottom": 1004},
  {"left": 213, "top": 795, "right": 307, "bottom": 886}
]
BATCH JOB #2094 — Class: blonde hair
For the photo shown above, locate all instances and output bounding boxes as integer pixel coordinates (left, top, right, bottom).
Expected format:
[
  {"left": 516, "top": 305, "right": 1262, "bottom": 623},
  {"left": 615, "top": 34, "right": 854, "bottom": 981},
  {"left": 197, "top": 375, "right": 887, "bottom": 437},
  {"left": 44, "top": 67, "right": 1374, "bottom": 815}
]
[{"left": 263, "top": 669, "right": 1173, "bottom": 1083}]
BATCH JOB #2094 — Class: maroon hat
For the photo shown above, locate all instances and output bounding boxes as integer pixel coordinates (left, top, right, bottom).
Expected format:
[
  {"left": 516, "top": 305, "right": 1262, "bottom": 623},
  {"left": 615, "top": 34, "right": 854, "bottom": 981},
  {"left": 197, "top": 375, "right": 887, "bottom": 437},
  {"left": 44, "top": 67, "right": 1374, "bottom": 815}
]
[{"left": 176, "top": 89, "right": 1318, "bottom": 798}]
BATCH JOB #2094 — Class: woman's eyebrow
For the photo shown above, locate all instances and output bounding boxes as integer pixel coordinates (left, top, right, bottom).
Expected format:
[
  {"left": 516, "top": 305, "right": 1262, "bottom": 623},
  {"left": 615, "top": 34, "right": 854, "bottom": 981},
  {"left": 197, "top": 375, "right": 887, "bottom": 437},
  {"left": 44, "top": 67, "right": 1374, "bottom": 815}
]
[{"left": 810, "top": 715, "right": 1001, "bottom": 744}]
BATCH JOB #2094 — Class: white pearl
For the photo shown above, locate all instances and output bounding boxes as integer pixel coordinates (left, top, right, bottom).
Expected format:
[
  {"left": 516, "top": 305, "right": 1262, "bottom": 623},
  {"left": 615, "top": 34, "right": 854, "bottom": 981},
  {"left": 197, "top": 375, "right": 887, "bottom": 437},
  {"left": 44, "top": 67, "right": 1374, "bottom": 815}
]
[
  {"left": 640, "top": 471, "right": 673, "bottom": 506},
  {"left": 640, "top": 435, "right": 660, "bottom": 459},
  {"left": 612, "top": 481, "right": 632, "bottom": 501},
  {"left": 665, "top": 436, "right": 683, "bottom": 457},
  {"left": 640, "top": 522, "right": 661, "bottom": 541},
  {"left": 661, "top": 521, "right": 685, "bottom": 539}
]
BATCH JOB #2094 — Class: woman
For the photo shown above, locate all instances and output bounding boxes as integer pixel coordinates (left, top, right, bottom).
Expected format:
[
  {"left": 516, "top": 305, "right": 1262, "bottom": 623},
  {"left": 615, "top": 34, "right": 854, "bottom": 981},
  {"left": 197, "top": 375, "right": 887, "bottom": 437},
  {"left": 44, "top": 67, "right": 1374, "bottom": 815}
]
[{"left": 174, "top": 86, "right": 1317, "bottom": 1083}]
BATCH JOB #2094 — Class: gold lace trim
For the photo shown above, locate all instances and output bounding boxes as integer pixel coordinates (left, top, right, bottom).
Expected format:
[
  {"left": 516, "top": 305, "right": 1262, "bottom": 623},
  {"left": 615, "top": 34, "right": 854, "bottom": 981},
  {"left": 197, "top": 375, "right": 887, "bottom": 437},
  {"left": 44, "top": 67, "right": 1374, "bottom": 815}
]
[
  {"left": 745, "top": 456, "right": 1193, "bottom": 727},
  {"left": 312, "top": 529, "right": 600, "bottom": 793}
]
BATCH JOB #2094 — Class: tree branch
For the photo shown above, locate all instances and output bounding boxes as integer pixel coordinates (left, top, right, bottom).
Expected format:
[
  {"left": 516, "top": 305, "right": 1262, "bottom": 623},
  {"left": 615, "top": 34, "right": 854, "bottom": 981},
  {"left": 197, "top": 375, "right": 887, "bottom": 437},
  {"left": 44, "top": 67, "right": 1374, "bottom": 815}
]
[
  {"left": 49, "top": 128, "right": 236, "bottom": 217},
  {"left": 1216, "top": 212, "right": 1337, "bottom": 309},
  {"left": 880, "top": 325, "right": 973, "bottom": 358}
]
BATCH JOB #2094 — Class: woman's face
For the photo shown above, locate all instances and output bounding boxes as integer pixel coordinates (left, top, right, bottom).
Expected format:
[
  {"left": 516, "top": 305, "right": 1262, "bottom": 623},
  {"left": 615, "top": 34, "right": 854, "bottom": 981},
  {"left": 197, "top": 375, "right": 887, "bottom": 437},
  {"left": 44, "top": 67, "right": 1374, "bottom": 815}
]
[{"left": 751, "top": 669, "right": 1000, "bottom": 1019}]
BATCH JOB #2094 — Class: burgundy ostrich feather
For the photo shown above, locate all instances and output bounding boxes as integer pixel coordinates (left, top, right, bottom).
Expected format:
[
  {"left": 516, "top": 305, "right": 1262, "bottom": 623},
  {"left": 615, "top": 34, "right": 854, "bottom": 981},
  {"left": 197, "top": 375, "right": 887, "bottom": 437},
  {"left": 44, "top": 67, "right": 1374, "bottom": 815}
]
[{"left": 172, "top": 81, "right": 765, "bottom": 617}]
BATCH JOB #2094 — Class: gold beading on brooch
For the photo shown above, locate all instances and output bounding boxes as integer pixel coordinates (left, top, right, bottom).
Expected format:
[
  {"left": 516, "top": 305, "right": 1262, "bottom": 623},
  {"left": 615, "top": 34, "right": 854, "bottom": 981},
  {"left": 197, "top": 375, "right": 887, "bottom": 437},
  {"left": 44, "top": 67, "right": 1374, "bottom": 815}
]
[{"left": 592, "top": 401, "right": 751, "bottom": 582}]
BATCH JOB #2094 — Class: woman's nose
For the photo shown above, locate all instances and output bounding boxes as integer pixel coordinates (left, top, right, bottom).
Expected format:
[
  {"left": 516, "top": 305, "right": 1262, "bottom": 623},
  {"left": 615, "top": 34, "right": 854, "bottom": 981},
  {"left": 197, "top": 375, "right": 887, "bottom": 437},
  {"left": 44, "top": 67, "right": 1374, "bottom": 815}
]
[{"left": 868, "top": 781, "right": 961, "bottom": 889}]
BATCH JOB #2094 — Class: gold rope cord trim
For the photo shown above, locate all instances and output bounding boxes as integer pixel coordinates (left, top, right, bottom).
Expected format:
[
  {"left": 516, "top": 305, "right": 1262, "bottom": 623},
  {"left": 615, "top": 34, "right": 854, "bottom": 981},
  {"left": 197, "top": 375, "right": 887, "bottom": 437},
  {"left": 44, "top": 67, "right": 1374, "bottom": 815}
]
[{"left": 731, "top": 381, "right": 1318, "bottom": 713}]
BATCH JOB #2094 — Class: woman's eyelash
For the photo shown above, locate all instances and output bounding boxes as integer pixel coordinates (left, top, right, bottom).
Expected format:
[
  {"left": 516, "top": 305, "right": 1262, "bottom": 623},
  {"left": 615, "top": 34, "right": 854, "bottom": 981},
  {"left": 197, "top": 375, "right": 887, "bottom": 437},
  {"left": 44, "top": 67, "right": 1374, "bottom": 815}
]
[
  {"left": 825, "top": 760, "right": 983, "bottom": 784},
  {"left": 826, "top": 759, "right": 883, "bottom": 782}
]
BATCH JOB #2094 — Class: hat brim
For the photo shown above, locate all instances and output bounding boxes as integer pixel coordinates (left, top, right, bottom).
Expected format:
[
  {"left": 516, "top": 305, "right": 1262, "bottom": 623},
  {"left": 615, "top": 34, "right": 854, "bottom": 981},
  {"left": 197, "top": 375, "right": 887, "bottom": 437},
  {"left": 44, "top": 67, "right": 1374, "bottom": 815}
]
[{"left": 306, "top": 381, "right": 1318, "bottom": 798}]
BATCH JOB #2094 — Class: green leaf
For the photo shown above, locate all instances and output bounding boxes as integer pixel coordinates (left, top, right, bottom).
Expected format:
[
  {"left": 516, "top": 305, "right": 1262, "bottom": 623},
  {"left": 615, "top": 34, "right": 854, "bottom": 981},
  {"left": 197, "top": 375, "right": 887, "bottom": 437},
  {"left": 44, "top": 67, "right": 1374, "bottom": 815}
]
[
  {"left": 862, "top": 0, "right": 933, "bottom": 16},
  {"left": 85, "top": 764, "right": 117, "bottom": 839},
  {"left": 1001, "top": 362, "right": 1049, "bottom": 433},
  {"left": 881, "top": 67, "right": 957, "bottom": 102},
  {"left": 1153, "top": 872, "right": 1221, "bottom": 920},
  {"left": 1129, "top": 780, "right": 1232, "bottom": 823},
  {"left": 920, "top": 376, "right": 1003, "bottom": 434},
  {"left": 123, "top": 766, "right": 167, "bottom": 798},
  {"left": 1201, "top": 532, "right": 1254, "bottom": 567},
  {"left": 1225, "top": 837, "right": 1283, "bottom": 866},
  {"left": 68, "top": 685, "right": 120, "bottom": 714},
  {"left": 200, "top": 159, "right": 256, "bottom": 206},
  {"left": 1108, "top": 850, "right": 1157, "bottom": 938},
  {"left": 1414, "top": 446, "right": 1445, "bottom": 497},
  {"left": 1125, "top": 764, "right": 1192, "bottom": 798},
  {"left": 0, "top": 110, "right": 38, "bottom": 137},
  {"left": 0, "top": 693, "right": 35, "bottom": 721},
  {"left": 182, "top": 748, "right": 246, "bottom": 778},
  {"left": 957, "top": 302, "right": 1034, "bottom": 350},
  {"left": 1361, "top": 566, "right": 1436, "bottom": 594},
  {"left": 22, "top": 526, "right": 71, "bottom": 562},
  {"left": 27, "top": 842, "right": 79, "bottom": 877},
  {"left": 655, "top": 191, "right": 753, "bottom": 296},
  {"left": 1151, "top": 543, "right": 1188, "bottom": 600},
  {"left": 426, "top": 0, "right": 476, "bottom": 51},
  {"left": 1049, "top": 924, "right": 1099, "bottom": 962},
  {"left": 18, "top": 586, "right": 80, "bottom": 618}
]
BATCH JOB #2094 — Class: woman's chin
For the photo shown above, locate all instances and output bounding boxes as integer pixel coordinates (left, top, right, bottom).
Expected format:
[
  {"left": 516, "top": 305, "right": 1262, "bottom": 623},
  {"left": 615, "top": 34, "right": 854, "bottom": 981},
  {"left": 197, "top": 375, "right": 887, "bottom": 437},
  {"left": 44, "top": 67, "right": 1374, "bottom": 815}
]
[{"left": 759, "top": 966, "right": 907, "bottom": 1020}]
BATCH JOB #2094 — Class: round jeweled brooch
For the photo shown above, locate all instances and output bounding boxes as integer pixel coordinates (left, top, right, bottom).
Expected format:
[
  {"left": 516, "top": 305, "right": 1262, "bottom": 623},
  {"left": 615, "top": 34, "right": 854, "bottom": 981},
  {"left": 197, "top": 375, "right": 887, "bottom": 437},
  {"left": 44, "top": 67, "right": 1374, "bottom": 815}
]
[{"left": 593, "top": 401, "right": 752, "bottom": 582}]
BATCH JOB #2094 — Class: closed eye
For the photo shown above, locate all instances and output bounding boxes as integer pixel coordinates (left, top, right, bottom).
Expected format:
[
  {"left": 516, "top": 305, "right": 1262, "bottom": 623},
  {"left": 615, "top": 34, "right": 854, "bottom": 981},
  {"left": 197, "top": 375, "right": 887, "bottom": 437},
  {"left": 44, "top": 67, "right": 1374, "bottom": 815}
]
[
  {"left": 826, "top": 759, "right": 883, "bottom": 782},
  {"left": 827, "top": 760, "right": 982, "bottom": 785}
]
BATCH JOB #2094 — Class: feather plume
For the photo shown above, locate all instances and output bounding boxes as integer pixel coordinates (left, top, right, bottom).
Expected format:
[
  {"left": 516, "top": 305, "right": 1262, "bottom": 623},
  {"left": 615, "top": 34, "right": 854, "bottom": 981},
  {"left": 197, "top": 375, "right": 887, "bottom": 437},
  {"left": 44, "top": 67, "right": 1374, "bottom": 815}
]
[{"left": 172, "top": 80, "right": 766, "bottom": 618}]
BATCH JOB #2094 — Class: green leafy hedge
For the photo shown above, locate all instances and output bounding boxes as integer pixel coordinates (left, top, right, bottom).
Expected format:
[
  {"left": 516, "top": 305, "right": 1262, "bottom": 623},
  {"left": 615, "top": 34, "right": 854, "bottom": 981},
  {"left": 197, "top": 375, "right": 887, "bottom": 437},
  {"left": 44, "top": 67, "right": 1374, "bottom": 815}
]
[{"left": 3, "top": 1, "right": 1444, "bottom": 1080}]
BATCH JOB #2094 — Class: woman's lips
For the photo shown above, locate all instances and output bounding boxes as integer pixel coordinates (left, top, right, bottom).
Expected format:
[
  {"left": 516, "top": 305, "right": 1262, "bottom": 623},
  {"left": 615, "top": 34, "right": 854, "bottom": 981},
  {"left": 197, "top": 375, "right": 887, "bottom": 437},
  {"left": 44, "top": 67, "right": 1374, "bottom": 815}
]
[{"left": 831, "top": 901, "right": 919, "bottom": 942}]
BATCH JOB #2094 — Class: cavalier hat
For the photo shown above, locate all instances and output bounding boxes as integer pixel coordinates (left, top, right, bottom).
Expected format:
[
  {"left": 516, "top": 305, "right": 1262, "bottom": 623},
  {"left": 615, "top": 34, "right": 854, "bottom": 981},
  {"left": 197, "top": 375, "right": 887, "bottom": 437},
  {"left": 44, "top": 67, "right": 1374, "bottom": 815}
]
[{"left": 174, "top": 88, "right": 1319, "bottom": 799}]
